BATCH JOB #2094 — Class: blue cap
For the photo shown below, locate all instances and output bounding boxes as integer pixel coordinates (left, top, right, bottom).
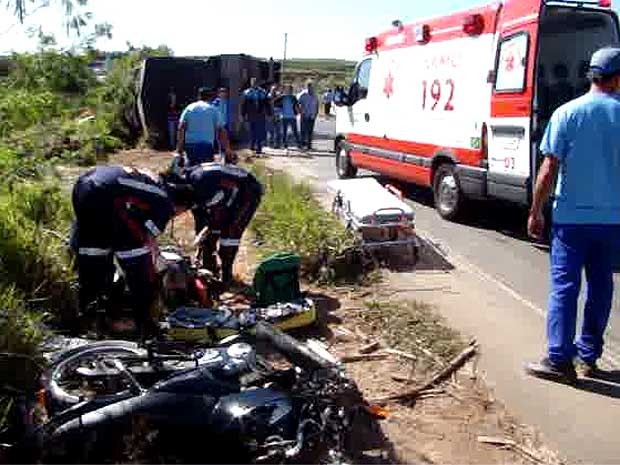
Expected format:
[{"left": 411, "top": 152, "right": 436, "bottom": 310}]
[{"left": 589, "top": 46, "right": 620, "bottom": 76}]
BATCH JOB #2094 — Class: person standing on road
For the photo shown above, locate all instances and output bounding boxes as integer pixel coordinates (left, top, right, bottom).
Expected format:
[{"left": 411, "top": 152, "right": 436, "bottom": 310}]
[
  {"left": 278, "top": 84, "right": 301, "bottom": 149},
  {"left": 166, "top": 86, "right": 179, "bottom": 150},
  {"left": 526, "top": 47, "right": 620, "bottom": 383},
  {"left": 298, "top": 81, "right": 319, "bottom": 150},
  {"left": 177, "top": 87, "right": 233, "bottom": 166},
  {"left": 267, "top": 84, "right": 283, "bottom": 148},
  {"left": 322, "top": 88, "right": 333, "bottom": 117},
  {"left": 211, "top": 87, "right": 231, "bottom": 158},
  {"left": 242, "top": 77, "right": 269, "bottom": 154}
]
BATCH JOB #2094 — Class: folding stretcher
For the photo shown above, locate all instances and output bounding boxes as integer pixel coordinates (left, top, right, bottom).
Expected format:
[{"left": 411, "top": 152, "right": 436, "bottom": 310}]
[{"left": 327, "top": 178, "right": 419, "bottom": 253}]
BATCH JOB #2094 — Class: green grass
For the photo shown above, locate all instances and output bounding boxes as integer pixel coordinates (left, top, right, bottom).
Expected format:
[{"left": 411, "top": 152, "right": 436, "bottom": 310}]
[
  {"left": 248, "top": 162, "right": 370, "bottom": 284},
  {"left": 359, "top": 300, "right": 466, "bottom": 367},
  {"left": 283, "top": 58, "right": 356, "bottom": 74},
  {"left": 281, "top": 58, "right": 357, "bottom": 95}
]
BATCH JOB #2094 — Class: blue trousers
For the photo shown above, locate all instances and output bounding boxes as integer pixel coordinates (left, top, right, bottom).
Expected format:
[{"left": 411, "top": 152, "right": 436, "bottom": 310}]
[
  {"left": 548, "top": 224, "right": 620, "bottom": 364},
  {"left": 249, "top": 119, "right": 266, "bottom": 153},
  {"left": 185, "top": 142, "right": 214, "bottom": 166}
]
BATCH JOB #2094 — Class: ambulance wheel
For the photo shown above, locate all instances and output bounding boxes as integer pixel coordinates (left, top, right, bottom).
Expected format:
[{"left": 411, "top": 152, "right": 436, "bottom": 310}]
[
  {"left": 336, "top": 144, "right": 357, "bottom": 179},
  {"left": 433, "top": 164, "right": 466, "bottom": 221}
]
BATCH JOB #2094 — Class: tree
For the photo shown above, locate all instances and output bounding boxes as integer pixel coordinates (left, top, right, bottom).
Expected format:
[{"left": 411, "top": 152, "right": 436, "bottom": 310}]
[{"left": 5, "top": 0, "right": 92, "bottom": 35}]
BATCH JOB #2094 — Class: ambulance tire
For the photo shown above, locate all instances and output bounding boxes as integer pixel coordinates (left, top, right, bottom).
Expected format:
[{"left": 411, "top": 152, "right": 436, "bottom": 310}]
[
  {"left": 433, "top": 164, "right": 466, "bottom": 221},
  {"left": 336, "top": 144, "right": 357, "bottom": 179}
]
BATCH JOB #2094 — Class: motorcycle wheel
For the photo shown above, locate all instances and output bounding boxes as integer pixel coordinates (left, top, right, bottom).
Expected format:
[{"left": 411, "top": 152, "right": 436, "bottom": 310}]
[{"left": 43, "top": 341, "right": 145, "bottom": 413}]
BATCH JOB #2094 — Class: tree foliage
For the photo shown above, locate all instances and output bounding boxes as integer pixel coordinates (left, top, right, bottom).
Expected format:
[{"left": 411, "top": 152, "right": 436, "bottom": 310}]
[{"left": 5, "top": 0, "right": 91, "bottom": 34}]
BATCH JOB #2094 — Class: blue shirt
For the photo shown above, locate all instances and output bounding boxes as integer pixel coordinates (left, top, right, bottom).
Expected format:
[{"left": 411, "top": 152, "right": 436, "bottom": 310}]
[
  {"left": 540, "top": 92, "right": 620, "bottom": 224},
  {"left": 179, "top": 101, "right": 222, "bottom": 144},
  {"left": 211, "top": 97, "right": 229, "bottom": 128},
  {"left": 281, "top": 95, "right": 297, "bottom": 119},
  {"left": 297, "top": 90, "right": 318, "bottom": 118}
]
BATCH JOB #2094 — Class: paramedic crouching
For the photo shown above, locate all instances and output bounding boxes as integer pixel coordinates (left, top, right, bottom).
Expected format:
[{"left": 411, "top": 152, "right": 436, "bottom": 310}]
[
  {"left": 177, "top": 87, "right": 234, "bottom": 166},
  {"left": 71, "top": 166, "right": 193, "bottom": 338},
  {"left": 526, "top": 46, "right": 620, "bottom": 383},
  {"left": 186, "top": 162, "right": 263, "bottom": 286}
]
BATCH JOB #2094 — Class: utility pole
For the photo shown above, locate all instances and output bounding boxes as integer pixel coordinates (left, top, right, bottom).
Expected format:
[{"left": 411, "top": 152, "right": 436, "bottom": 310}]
[{"left": 283, "top": 32, "right": 288, "bottom": 75}]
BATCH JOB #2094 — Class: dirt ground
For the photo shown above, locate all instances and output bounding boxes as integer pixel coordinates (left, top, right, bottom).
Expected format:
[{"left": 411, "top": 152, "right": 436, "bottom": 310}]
[{"left": 94, "top": 148, "right": 563, "bottom": 464}]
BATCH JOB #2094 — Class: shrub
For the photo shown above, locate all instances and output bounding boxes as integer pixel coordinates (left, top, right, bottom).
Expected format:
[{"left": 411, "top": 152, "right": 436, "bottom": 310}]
[
  {"left": 0, "top": 285, "right": 46, "bottom": 392},
  {"left": 0, "top": 88, "right": 62, "bottom": 137},
  {"left": 248, "top": 162, "right": 367, "bottom": 283},
  {"left": 0, "top": 180, "right": 77, "bottom": 321}
]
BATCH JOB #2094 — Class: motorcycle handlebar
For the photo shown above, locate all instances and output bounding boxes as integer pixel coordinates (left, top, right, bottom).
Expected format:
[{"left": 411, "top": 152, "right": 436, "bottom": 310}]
[{"left": 254, "top": 322, "right": 333, "bottom": 371}]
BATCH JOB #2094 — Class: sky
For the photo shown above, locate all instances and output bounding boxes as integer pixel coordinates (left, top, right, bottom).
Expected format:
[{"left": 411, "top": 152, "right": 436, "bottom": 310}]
[{"left": 0, "top": 0, "right": 486, "bottom": 59}]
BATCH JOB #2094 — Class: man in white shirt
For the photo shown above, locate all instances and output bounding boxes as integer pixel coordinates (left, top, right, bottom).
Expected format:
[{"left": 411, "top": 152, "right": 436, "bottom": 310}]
[{"left": 297, "top": 81, "right": 319, "bottom": 150}]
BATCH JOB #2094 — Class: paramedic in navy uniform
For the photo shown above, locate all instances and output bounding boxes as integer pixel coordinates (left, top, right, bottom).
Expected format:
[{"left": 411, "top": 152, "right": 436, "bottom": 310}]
[
  {"left": 71, "top": 166, "right": 194, "bottom": 338},
  {"left": 526, "top": 47, "right": 620, "bottom": 383},
  {"left": 186, "top": 162, "right": 263, "bottom": 286}
]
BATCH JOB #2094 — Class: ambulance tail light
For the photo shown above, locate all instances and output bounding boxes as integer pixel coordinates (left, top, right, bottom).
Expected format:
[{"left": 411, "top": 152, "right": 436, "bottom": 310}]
[
  {"left": 480, "top": 123, "right": 489, "bottom": 168},
  {"left": 365, "top": 37, "right": 378, "bottom": 53},
  {"left": 463, "top": 14, "right": 485, "bottom": 36},
  {"left": 599, "top": 0, "right": 612, "bottom": 7}
]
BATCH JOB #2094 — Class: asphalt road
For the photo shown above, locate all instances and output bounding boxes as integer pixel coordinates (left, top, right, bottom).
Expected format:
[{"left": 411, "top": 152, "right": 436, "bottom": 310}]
[
  {"left": 310, "top": 117, "right": 620, "bottom": 370},
  {"left": 297, "top": 117, "right": 620, "bottom": 462}
]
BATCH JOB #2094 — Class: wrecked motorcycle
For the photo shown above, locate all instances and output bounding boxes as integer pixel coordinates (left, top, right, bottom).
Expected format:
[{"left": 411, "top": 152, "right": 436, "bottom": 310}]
[{"left": 12, "top": 322, "right": 386, "bottom": 464}]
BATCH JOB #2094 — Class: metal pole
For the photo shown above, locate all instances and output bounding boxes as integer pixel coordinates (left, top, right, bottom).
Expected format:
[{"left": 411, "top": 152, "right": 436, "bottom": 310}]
[{"left": 283, "top": 32, "right": 288, "bottom": 75}]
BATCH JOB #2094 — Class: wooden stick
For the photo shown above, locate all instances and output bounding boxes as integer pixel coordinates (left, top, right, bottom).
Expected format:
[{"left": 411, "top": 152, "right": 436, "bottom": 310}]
[
  {"left": 385, "top": 348, "right": 417, "bottom": 362},
  {"left": 341, "top": 353, "right": 389, "bottom": 363},
  {"left": 477, "top": 436, "right": 544, "bottom": 464},
  {"left": 359, "top": 341, "right": 381, "bottom": 354},
  {"left": 391, "top": 374, "right": 412, "bottom": 383},
  {"left": 370, "top": 343, "right": 477, "bottom": 403}
]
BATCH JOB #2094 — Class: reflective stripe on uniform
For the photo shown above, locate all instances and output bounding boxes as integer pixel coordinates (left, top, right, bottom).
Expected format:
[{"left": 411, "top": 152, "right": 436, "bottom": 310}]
[
  {"left": 115, "top": 246, "right": 152, "bottom": 260},
  {"left": 117, "top": 178, "right": 167, "bottom": 198},
  {"left": 144, "top": 220, "right": 161, "bottom": 237},
  {"left": 78, "top": 247, "right": 112, "bottom": 256},
  {"left": 205, "top": 190, "right": 225, "bottom": 207},
  {"left": 219, "top": 238, "right": 240, "bottom": 246}
]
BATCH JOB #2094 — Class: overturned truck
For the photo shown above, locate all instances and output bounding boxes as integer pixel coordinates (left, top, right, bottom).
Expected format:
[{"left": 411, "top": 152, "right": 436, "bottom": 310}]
[{"left": 137, "top": 54, "right": 280, "bottom": 149}]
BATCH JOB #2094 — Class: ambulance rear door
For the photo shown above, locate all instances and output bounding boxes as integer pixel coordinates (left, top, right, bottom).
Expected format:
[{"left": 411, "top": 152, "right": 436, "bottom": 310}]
[{"left": 487, "top": 1, "right": 542, "bottom": 206}]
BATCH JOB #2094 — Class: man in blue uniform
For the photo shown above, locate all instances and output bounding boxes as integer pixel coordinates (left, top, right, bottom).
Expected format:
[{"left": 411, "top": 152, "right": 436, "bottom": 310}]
[
  {"left": 526, "top": 47, "right": 620, "bottom": 383},
  {"left": 71, "top": 165, "right": 193, "bottom": 338},
  {"left": 186, "top": 162, "right": 263, "bottom": 285},
  {"left": 242, "top": 77, "right": 269, "bottom": 154}
]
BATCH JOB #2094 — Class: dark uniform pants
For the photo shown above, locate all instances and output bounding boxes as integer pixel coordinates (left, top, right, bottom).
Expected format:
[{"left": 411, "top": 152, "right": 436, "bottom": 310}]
[{"left": 193, "top": 180, "right": 262, "bottom": 282}]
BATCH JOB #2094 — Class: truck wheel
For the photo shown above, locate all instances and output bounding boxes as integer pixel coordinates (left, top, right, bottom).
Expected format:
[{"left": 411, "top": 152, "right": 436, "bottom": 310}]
[
  {"left": 433, "top": 164, "right": 465, "bottom": 221},
  {"left": 336, "top": 144, "right": 357, "bottom": 179}
]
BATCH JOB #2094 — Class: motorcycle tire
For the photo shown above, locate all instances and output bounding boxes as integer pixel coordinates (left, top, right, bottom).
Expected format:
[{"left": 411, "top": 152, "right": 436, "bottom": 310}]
[{"left": 42, "top": 340, "right": 145, "bottom": 413}]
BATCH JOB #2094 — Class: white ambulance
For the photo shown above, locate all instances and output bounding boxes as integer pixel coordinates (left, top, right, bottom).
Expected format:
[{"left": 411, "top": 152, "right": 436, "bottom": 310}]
[{"left": 335, "top": 0, "right": 620, "bottom": 220}]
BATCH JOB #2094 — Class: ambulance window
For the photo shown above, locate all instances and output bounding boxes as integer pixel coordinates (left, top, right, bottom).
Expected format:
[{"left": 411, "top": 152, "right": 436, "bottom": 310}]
[
  {"left": 355, "top": 59, "right": 372, "bottom": 99},
  {"left": 495, "top": 33, "right": 529, "bottom": 93}
]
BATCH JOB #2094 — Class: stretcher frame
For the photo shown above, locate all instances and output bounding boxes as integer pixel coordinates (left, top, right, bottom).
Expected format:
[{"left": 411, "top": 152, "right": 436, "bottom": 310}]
[{"left": 330, "top": 183, "right": 420, "bottom": 251}]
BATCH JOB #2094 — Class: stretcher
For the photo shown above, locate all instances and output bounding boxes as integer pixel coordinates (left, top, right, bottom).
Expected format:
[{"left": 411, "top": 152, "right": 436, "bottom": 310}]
[
  {"left": 327, "top": 178, "right": 419, "bottom": 251},
  {"left": 165, "top": 298, "right": 317, "bottom": 343}
]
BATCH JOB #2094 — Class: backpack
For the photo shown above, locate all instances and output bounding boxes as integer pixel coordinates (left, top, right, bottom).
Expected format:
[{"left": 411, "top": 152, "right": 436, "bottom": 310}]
[{"left": 252, "top": 252, "right": 301, "bottom": 307}]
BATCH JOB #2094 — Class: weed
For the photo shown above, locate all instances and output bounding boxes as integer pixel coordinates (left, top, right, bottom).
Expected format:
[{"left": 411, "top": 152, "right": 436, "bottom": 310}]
[
  {"left": 359, "top": 300, "right": 465, "bottom": 366},
  {"left": 0, "top": 179, "right": 77, "bottom": 321},
  {"left": 248, "top": 162, "right": 370, "bottom": 284}
]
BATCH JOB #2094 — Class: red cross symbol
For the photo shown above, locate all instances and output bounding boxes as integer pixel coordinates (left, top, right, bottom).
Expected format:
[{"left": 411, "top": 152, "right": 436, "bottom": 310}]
[
  {"left": 504, "top": 52, "right": 515, "bottom": 72},
  {"left": 384, "top": 72, "right": 394, "bottom": 98}
]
